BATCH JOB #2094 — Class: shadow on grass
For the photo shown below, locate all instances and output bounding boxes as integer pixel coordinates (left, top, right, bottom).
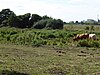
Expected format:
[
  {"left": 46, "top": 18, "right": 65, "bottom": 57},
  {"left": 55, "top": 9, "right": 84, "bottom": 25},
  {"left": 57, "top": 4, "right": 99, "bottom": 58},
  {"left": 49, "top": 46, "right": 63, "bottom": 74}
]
[{"left": 0, "top": 70, "right": 29, "bottom": 75}]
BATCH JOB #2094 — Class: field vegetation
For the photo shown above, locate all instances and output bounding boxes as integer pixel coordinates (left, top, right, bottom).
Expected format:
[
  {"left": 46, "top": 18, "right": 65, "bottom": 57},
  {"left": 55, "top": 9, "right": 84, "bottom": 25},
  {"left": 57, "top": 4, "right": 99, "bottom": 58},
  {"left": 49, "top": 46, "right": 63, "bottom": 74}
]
[
  {"left": 0, "top": 25, "right": 100, "bottom": 48},
  {"left": 0, "top": 8, "right": 100, "bottom": 75},
  {"left": 0, "top": 25, "right": 99, "bottom": 75}
]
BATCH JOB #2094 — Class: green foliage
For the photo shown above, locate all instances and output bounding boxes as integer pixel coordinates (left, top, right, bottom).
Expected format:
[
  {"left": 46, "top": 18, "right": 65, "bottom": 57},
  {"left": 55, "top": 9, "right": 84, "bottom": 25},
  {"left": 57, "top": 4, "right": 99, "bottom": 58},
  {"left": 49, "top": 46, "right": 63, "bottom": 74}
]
[
  {"left": 13, "top": 13, "right": 31, "bottom": 28},
  {"left": 77, "top": 40, "right": 90, "bottom": 47},
  {"left": 91, "top": 41, "right": 100, "bottom": 47},
  {"left": 33, "top": 19, "right": 47, "bottom": 29},
  {"left": 90, "top": 25, "right": 94, "bottom": 30},
  {"left": 0, "top": 9, "right": 15, "bottom": 26},
  {"left": 8, "top": 13, "right": 17, "bottom": 27},
  {"left": 0, "top": 8, "right": 64, "bottom": 29},
  {"left": 46, "top": 19, "right": 63, "bottom": 29},
  {"left": 77, "top": 40, "right": 100, "bottom": 47},
  {"left": 33, "top": 19, "right": 64, "bottom": 29},
  {"left": 0, "top": 26, "right": 99, "bottom": 48},
  {"left": 29, "top": 14, "right": 42, "bottom": 27},
  {"left": 85, "top": 26, "right": 89, "bottom": 30},
  {"left": 85, "top": 26, "right": 95, "bottom": 31},
  {"left": 0, "top": 27, "right": 77, "bottom": 47},
  {"left": 42, "top": 15, "right": 52, "bottom": 19}
]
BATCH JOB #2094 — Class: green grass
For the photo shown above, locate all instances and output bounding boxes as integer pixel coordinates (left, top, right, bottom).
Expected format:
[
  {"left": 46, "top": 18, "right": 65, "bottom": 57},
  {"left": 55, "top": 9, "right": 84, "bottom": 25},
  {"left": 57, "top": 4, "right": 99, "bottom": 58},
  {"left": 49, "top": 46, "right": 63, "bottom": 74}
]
[
  {"left": 0, "top": 25, "right": 100, "bottom": 75},
  {"left": 0, "top": 27, "right": 79, "bottom": 47},
  {"left": 0, "top": 44, "right": 100, "bottom": 75},
  {"left": 0, "top": 26, "right": 100, "bottom": 48}
]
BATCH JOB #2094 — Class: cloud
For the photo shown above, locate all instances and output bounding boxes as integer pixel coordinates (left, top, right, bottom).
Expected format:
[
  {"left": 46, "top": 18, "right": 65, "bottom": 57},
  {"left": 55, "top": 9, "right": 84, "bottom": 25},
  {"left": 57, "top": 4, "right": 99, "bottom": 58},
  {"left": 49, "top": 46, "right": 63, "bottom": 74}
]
[
  {"left": 0, "top": 0, "right": 100, "bottom": 22},
  {"left": 70, "top": 0, "right": 83, "bottom": 2},
  {"left": 68, "top": 0, "right": 86, "bottom": 6}
]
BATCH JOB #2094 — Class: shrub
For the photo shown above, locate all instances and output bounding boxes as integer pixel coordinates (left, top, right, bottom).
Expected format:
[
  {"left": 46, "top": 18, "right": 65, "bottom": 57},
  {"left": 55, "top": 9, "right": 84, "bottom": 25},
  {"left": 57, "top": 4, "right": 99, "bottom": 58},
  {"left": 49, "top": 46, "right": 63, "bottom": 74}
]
[
  {"left": 33, "top": 19, "right": 64, "bottom": 29},
  {"left": 32, "top": 39, "right": 43, "bottom": 47},
  {"left": 91, "top": 41, "right": 100, "bottom": 47},
  {"left": 77, "top": 40, "right": 100, "bottom": 47},
  {"left": 46, "top": 19, "right": 63, "bottom": 29},
  {"left": 33, "top": 19, "right": 47, "bottom": 29},
  {"left": 85, "top": 26, "right": 89, "bottom": 30},
  {"left": 0, "top": 27, "right": 80, "bottom": 47},
  {"left": 29, "top": 14, "right": 42, "bottom": 27},
  {"left": 47, "top": 33, "right": 56, "bottom": 38},
  {"left": 90, "top": 26, "right": 94, "bottom": 30},
  {"left": 77, "top": 40, "right": 90, "bottom": 47}
]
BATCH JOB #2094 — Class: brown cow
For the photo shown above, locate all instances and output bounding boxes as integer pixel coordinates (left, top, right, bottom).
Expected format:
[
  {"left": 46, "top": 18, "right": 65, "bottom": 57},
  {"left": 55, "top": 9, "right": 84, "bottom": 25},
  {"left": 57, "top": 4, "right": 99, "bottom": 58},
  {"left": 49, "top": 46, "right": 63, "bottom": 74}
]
[{"left": 73, "top": 33, "right": 89, "bottom": 41}]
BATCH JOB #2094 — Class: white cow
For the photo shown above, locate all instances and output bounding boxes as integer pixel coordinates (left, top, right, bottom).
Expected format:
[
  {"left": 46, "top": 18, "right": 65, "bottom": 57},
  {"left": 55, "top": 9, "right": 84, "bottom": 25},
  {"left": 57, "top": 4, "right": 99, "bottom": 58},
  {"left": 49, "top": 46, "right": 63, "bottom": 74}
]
[{"left": 89, "top": 34, "right": 96, "bottom": 40}]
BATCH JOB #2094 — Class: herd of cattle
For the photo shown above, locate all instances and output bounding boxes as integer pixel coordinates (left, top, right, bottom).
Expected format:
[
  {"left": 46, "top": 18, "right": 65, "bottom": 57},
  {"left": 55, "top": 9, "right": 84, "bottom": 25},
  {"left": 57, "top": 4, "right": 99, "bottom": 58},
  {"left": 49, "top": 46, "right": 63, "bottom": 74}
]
[{"left": 73, "top": 33, "right": 96, "bottom": 41}]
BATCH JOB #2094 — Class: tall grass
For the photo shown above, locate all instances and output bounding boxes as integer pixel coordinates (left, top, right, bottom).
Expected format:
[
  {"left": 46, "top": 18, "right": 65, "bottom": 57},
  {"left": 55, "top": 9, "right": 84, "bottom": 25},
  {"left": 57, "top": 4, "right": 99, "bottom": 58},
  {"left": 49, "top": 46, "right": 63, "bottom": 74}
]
[
  {"left": 0, "top": 27, "right": 78, "bottom": 47},
  {"left": 0, "top": 26, "right": 100, "bottom": 47},
  {"left": 77, "top": 39, "right": 100, "bottom": 47}
]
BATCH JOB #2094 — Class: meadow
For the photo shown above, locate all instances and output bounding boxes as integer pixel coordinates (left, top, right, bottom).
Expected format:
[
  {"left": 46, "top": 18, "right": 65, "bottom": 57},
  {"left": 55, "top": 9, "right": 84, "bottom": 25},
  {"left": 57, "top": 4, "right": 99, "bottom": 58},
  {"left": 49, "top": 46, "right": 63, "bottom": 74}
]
[{"left": 0, "top": 25, "right": 100, "bottom": 75}]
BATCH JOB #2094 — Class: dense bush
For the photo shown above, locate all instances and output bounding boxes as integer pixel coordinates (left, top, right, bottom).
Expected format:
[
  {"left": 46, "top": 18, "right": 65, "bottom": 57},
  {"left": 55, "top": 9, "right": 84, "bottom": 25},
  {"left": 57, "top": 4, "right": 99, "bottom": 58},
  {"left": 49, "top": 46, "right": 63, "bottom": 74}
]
[
  {"left": 0, "top": 27, "right": 99, "bottom": 48},
  {"left": 33, "top": 19, "right": 64, "bottom": 29},
  {"left": 85, "top": 26, "right": 89, "bottom": 30},
  {"left": 77, "top": 40, "right": 100, "bottom": 47},
  {"left": 91, "top": 41, "right": 100, "bottom": 47},
  {"left": 29, "top": 14, "right": 42, "bottom": 27},
  {"left": 0, "top": 27, "right": 77, "bottom": 47},
  {"left": 46, "top": 19, "right": 63, "bottom": 29},
  {"left": 77, "top": 40, "right": 90, "bottom": 47},
  {"left": 33, "top": 19, "right": 47, "bottom": 29}
]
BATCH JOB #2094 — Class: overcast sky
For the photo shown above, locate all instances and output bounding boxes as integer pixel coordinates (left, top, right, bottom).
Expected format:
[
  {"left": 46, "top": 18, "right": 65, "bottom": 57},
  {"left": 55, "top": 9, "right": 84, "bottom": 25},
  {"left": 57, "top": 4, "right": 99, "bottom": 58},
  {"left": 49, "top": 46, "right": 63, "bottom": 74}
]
[{"left": 0, "top": 0, "right": 100, "bottom": 22}]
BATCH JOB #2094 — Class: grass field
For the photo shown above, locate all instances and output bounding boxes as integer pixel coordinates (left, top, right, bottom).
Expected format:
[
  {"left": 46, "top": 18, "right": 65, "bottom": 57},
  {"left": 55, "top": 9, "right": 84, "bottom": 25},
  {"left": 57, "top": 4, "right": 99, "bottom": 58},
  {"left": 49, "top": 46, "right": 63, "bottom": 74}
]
[
  {"left": 0, "top": 25, "right": 100, "bottom": 75},
  {"left": 0, "top": 44, "right": 100, "bottom": 75}
]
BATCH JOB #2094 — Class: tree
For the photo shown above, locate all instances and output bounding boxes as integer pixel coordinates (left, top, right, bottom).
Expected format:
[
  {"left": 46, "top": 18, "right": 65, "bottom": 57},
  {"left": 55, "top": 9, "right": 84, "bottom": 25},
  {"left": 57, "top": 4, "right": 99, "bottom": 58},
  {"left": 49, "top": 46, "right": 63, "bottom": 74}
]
[
  {"left": 42, "top": 15, "right": 52, "bottom": 19},
  {"left": 0, "top": 8, "right": 64, "bottom": 29},
  {"left": 32, "top": 19, "right": 64, "bottom": 29},
  {"left": 8, "top": 13, "right": 17, "bottom": 27},
  {"left": 17, "top": 13, "right": 31, "bottom": 28},
  {"left": 80, "top": 21, "right": 85, "bottom": 25},
  {"left": 85, "top": 19, "right": 97, "bottom": 25},
  {"left": 0, "top": 8, "right": 15, "bottom": 26},
  {"left": 33, "top": 19, "right": 47, "bottom": 29},
  {"left": 75, "top": 21, "right": 78, "bottom": 24},
  {"left": 46, "top": 19, "right": 63, "bottom": 29},
  {"left": 9, "top": 13, "right": 31, "bottom": 28},
  {"left": 69, "top": 21, "right": 74, "bottom": 24},
  {"left": 29, "top": 14, "right": 42, "bottom": 27}
]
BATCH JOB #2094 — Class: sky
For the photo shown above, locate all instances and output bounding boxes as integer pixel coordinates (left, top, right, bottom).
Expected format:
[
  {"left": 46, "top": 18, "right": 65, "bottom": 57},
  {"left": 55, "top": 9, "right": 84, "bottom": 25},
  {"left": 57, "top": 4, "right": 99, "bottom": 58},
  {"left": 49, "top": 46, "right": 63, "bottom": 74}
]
[{"left": 0, "top": 0, "right": 100, "bottom": 22}]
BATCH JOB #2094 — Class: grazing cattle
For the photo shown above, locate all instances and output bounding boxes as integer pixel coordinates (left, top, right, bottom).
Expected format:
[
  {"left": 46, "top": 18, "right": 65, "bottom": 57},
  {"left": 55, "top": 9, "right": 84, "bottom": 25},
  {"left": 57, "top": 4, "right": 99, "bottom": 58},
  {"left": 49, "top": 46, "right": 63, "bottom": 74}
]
[
  {"left": 73, "top": 33, "right": 89, "bottom": 41},
  {"left": 89, "top": 34, "right": 96, "bottom": 40},
  {"left": 73, "top": 33, "right": 96, "bottom": 41}
]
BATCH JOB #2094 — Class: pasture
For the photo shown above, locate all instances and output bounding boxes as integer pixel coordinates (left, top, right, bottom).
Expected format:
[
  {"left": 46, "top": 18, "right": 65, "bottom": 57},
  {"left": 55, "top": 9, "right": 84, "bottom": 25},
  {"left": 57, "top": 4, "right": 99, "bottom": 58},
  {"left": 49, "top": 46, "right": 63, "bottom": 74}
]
[
  {"left": 0, "top": 25, "right": 100, "bottom": 75},
  {"left": 0, "top": 43, "right": 100, "bottom": 75}
]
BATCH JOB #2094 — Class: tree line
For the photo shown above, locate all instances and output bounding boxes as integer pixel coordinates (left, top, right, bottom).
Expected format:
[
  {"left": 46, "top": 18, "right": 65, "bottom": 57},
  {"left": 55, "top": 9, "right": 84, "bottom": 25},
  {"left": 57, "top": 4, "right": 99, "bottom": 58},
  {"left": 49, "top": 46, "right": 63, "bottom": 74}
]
[
  {"left": 0, "top": 9, "right": 64, "bottom": 29},
  {"left": 68, "top": 19, "right": 100, "bottom": 25}
]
